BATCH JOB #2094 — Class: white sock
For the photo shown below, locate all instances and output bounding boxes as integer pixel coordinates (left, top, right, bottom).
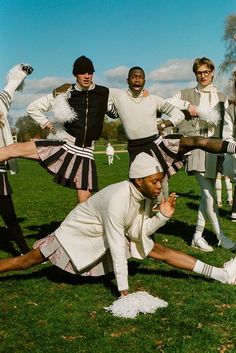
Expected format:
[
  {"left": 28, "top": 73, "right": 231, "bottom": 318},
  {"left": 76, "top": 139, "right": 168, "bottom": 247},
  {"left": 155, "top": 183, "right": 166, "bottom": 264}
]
[
  {"left": 193, "top": 260, "right": 228, "bottom": 283},
  {"left": 215, "top": 178, "right": 222, "bottom": 204},
  {"left": 193, "top": 227, "right": 204, "bottom": 241},
  {"left": 225, "top": 178, "right": 233, "bottom": 202}
]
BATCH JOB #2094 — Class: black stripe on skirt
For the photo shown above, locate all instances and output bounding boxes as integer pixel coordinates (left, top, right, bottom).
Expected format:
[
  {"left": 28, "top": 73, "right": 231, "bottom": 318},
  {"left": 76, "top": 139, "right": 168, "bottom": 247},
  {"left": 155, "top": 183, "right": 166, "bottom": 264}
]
[
  {"left": 0, "top": 173, "right": 12, "bottom": 196},
  {"left": 127, "top": 133, "right": 183, "bottom": 178},
  {"left": 35, "top": 139, "right": 98, "bottom": 191}
]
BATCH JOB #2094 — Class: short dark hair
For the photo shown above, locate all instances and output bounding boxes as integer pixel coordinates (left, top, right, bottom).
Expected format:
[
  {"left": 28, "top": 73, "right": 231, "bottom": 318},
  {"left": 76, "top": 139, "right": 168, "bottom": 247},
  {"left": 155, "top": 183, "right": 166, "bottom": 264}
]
[
  {"left": 192, "top": 57, "right": 215, "bottom": 74},
  {"left": 128, "top": 66, "right": 145, "bottom": 78}
]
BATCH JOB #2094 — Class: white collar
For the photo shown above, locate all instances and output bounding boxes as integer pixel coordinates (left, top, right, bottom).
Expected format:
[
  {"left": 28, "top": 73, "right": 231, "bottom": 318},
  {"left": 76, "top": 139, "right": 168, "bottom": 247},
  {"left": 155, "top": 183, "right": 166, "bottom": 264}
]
[
  {"left": 129, "top": 181, "right": 146, "bottom": 202},
  {"left": 75, "top": 82, "right": 95, "bottom": 91}
]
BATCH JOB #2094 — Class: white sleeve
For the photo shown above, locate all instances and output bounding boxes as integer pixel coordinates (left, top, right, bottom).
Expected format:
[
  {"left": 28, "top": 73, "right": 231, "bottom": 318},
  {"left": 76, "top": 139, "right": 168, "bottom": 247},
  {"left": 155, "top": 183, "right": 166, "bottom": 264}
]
[
  {"left": 127, "top": 211, "right": 169, "bottom": 239},
  {"left": 156, "top": 95, "right": 185, "bottom": 126},
  {"left": 101, "top": 209, "right": 129, "bottom": 292},
  {"left": 223, "top": 105, "right": 235, "bottom": 141},
  {"left": 167, "top": 91, "right": 191, "bottom": 111},
  {"left": 27, "top": 93, "right": 55, "bottom": 129},
  {"left": 106, "top": 88, "right": 122, "bottom": 119}
]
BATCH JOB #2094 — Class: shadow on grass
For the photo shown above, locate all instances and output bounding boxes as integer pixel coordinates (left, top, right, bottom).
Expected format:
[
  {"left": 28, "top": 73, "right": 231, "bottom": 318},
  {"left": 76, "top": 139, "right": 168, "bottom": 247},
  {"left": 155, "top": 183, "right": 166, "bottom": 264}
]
[
  {"left": 26, "top": 221, "right": 62, "bottom": 240},
  {"left": 0, "top": 226, "right": 25, "bottom": 256},
  {"left": 158, "top": 219, "right": 218, "bottom": 246},
  {"left": 186, "top": 201, "right": 232, "bottom": 218},
  {"left": 0, "top": 260, "right": 211, "bottom": 294},
  {"left": 169, "top": 190, "right": 200, "bottom": 201}
]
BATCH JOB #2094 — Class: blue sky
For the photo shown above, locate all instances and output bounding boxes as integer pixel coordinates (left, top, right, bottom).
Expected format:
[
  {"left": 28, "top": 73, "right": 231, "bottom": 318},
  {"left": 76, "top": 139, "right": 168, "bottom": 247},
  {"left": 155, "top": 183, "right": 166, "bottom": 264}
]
[{"left": 0, "top": 0, "right": 235, "bottom": 121}]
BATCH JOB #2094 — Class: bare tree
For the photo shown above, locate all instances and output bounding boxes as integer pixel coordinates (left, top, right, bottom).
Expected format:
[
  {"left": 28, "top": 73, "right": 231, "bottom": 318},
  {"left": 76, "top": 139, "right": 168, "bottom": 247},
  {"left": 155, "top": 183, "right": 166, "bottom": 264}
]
[{"left": 220, "top": 14, "right": 236, "bottom": 73}]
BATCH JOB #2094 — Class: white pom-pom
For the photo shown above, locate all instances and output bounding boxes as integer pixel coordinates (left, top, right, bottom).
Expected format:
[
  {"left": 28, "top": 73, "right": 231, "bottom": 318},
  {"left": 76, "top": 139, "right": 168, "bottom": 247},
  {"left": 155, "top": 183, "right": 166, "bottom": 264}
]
[
  {"left": 198, "top": 108, "right": 221, "bottom": 126},
  {"left": 6, "top": 64, "right": 27, "bottom": 92},
  {"left": 52, "top": 93, "right": 77, "bottom": 124},
  {"left": 104, "top": 291, "right": 168, "bottom": 318}
]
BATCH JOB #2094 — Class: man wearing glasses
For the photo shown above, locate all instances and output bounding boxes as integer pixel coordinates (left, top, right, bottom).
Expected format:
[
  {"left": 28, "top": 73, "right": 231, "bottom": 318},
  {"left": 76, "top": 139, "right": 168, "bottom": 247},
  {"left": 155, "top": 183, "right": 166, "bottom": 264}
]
[{"left": 168, "top": 57, "right": 234, "bottom": 252}]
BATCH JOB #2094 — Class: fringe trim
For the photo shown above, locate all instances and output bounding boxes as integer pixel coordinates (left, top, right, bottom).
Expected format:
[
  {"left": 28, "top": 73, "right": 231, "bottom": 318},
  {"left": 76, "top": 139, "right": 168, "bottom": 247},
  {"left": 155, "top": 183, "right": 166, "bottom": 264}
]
[
  {"left": 198, "top": 107, "right": 221, "bottom": 126},
  {"left": 52, "top": 92, "right": 77, "bottom": 124}
]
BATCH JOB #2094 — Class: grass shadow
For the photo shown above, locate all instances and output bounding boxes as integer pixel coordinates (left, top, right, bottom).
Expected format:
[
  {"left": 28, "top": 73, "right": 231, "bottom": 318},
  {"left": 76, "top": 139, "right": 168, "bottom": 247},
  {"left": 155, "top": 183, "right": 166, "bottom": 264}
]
[
  {"left": 0, "top": 226, "right": 24, "bottom": 256},
  {"left": 157, "top": 219, "right": 218, "bottom": 246},
  {"left": 26, "top": 221, "right": 62, "bottom": 240},
  {"left": 170, "top": 190, "right": 200, "bottom": 201}
]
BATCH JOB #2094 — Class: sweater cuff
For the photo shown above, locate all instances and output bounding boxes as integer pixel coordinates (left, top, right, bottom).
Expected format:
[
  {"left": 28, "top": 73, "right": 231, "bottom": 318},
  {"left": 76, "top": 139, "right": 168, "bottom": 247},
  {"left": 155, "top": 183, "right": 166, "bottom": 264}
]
[
  {"left": 42, "top": 121, "right": 51, "bottom": 129},
  {"left": 157, "top": 211, "right": 170, "bottom": 223}
]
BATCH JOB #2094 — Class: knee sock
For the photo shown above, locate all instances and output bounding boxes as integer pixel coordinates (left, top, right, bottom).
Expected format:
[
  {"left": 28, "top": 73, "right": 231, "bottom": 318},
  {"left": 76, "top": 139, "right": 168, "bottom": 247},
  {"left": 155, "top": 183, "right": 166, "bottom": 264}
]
[
  {"left": 221, "top": 141, "right": 236, "bottom": 154},
  {"left": 193, "top": 260, "right": 228, "bottom": 283}
]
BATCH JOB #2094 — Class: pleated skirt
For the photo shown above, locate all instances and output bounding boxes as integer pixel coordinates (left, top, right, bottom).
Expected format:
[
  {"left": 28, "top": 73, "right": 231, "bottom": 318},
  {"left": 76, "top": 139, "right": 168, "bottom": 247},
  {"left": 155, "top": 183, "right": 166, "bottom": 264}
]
[
  {"left": 128, "top": 134, "right": 183, "bottom": 178},
  {"left": 33, "top": 233, "right": 114, "bottom": 277},
  {"left": 34, "top": 139, "right": 98, "bottom": 191}
]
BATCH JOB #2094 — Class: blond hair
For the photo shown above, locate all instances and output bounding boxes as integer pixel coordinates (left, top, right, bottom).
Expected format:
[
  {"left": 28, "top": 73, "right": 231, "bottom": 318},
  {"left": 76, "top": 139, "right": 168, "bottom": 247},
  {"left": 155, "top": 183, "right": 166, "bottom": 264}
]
[{"left": 192, "top": 57, "right": 215, "bottom": 74}]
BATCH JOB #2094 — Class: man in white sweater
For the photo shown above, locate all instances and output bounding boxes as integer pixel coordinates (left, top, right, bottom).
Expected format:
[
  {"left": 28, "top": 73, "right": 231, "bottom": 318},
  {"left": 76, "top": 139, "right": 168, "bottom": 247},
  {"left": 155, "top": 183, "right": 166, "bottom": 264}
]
[
  {"left": 0, "top": 153, "right": 235, "bottom": 296},
  {"left": 107, "top": 66, "right": 236, "bottom": 177}
]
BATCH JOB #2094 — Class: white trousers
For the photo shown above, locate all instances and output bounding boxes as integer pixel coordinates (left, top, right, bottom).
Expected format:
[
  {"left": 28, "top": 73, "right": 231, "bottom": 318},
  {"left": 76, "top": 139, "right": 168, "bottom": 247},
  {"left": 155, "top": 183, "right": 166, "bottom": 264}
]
[
  {"left": 194, "top": 172, "right": 224, "bottom": 240},
  {"left": 107, "top": 155, "right": 114, "bottom": 165}
]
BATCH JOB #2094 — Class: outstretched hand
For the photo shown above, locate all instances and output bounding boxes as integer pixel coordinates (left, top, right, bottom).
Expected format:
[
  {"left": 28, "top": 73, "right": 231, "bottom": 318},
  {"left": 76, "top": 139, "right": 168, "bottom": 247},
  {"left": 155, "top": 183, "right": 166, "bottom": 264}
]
[{"left": 159, "top": 192, "right": 176, "bottom": 218}]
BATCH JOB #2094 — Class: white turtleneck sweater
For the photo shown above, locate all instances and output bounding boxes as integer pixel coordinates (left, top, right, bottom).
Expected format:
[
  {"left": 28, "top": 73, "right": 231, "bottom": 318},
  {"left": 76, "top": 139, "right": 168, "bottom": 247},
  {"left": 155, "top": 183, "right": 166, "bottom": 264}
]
[
  {"left": 108, "top": 88, "right": 185, "bottom": 140},
  {"left": 55, "top": 180, "right": 169, "bottom": 292}
]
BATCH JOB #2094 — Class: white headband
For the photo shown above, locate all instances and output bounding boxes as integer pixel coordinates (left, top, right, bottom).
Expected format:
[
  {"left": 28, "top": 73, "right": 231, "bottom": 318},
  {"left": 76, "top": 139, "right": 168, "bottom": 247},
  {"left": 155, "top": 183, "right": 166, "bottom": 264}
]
[{"left": 129, "top": 152, "right": 163, "bottom": 178}]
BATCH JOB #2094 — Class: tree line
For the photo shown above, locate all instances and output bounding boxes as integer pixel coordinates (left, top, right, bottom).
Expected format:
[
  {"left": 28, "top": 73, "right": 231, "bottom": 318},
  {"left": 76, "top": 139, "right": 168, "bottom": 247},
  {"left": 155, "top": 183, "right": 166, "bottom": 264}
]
[{"left": 14, "top": 115, "right": 127, "bottom": 143}]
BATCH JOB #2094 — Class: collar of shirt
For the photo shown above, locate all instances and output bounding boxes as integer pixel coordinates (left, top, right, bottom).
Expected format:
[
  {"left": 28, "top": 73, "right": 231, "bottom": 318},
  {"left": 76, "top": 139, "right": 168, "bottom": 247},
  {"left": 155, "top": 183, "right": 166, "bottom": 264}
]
[
  {"left": 196, "top": 83, "right": 219, "bottom": 93},
  {"left": 75, "top": 82, "right": 95, "bottom": 91},
  {"left": 129, "top": 181, "right": 146, "bottom": 203},
  {"left": 127, "top": 88, "right": 145, "bottom": 99}
]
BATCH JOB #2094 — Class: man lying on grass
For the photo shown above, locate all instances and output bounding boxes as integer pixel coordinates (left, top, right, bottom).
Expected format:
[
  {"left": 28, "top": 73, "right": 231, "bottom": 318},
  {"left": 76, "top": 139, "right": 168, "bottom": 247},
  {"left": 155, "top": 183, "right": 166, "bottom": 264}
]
[{"left": 0, "top": 152, "right": 235, "bottom": 296}]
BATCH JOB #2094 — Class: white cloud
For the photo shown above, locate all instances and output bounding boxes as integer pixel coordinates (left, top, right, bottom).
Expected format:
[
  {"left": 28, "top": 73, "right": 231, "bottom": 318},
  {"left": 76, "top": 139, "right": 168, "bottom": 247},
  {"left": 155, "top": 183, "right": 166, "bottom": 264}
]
[
  {"left": 147, "top": 58, "right": 194, "bottom": 82},
  {"left": 7, "top": 58, "right": 234, "bottom": 124},
  {"left": 24, "top": 76, "right": 71, "bottom": 93},
  {"left": 103, "top": 66, "right": 129, "bottom": 87},
  {"left": 8, "top": 76, "right": 71, "bottom": 122},
  {"left": 146, "top": 80, "right": 196, "bottom": 98}
]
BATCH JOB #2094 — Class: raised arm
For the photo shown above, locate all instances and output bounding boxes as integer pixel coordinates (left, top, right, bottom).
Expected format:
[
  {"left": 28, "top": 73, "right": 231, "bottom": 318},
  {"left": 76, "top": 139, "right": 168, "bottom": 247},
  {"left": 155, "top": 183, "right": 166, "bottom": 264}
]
[
  {"left": 27, "top": 94, "right": 55, "bottom": 131},
  {"left": 155, "top": 96, "right": 185, "bottom": 133}
]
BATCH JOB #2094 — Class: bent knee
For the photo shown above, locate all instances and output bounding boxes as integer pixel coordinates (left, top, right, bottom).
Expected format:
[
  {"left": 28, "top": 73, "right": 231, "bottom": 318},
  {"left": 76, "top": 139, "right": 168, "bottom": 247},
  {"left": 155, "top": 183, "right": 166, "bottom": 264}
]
[{"left": 148, "top": 243, "right": 169, "bottom": 260}]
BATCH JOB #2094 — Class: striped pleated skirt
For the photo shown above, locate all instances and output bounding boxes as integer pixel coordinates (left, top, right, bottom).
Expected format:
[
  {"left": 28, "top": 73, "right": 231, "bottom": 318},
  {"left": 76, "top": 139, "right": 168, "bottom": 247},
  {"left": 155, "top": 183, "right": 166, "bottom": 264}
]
[
  {"left": 33, "top": 233, "right": 114, "bottom": 277},
  {"left": 128, "top": 134, "right": 184, "bottom": 178},
  {"left": 34, "top": 139, "right": 98, "bottom": 191}
]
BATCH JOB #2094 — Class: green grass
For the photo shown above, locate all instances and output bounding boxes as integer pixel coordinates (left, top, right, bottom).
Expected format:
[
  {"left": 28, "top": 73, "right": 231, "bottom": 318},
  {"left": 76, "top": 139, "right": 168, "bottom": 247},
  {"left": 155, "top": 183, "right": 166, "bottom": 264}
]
[{"left": 0, "top": 153, "right": 236, "bottom": 353}]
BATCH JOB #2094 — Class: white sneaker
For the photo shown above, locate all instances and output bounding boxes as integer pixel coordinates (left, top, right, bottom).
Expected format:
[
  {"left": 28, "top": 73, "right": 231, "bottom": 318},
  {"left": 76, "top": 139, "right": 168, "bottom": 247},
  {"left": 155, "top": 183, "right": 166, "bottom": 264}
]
[
  {"left": 218, "top": 235, "right": 236, "bottom": 250},
  {"left": 191, "top": 237, "right": 214, "bottom": 252},
  {"left": 223, "top": 257, "right": 236, "bottom": 284}
]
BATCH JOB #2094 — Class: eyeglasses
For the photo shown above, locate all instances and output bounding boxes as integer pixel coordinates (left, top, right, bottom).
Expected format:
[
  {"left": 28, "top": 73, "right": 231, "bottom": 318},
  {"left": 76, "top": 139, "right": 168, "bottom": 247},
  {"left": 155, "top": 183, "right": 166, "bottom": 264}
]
[{"left": 196, "top": 70, "right": 212, "bottom": 77}]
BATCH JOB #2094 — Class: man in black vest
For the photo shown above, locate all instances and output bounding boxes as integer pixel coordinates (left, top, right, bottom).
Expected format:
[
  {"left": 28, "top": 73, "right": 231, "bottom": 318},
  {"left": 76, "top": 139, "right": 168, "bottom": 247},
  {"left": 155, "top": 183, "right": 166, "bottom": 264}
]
[{"left": 0, "top": 56, "right": 110, "bottom": 203}]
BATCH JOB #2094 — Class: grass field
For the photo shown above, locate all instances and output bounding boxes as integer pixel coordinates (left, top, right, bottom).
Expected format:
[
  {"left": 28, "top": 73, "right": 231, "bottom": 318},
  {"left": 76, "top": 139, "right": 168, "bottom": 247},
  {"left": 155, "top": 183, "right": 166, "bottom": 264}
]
[{"left": 0, "top": 151, "right": 236, "bottom": 353}]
